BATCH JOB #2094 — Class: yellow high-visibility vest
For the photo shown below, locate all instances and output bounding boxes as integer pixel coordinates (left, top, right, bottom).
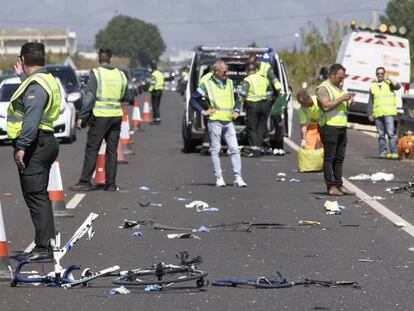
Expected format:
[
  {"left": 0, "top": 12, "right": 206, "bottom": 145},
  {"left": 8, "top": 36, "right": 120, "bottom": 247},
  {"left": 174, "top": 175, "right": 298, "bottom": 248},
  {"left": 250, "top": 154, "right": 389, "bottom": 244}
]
[
  {"left": 370, "top": 80, "right": 397, "bottom": 117},
  {"left": 149, "top": 70, "right": 164, "bottom": 91},
  {"left": 205, "top": 78, "right": 235, "bottom": 121},
  {"left": 317, "top": 80, "right": 348, "bottom": 127},
  {"left": 244, "top": 73, "right": 270, "bottom": 102}
]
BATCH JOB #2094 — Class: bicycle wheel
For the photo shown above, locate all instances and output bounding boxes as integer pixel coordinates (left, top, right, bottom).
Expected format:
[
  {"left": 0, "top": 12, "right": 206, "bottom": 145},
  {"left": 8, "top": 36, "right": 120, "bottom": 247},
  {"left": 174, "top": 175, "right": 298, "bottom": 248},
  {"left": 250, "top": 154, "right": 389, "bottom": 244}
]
[{"left": 113, "top": 267, "right": 208, "bottom": 287}]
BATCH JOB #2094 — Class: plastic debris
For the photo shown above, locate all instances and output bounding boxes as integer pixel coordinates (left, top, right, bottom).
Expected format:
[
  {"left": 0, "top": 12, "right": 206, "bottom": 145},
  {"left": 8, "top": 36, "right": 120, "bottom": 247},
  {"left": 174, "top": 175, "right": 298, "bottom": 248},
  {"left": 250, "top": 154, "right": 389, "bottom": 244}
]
[
  {"left": 150, "top": 203, "right": 163, "bottom": 207},
  {"left": 131, "top": 231, "right": 143, "bottom": 237},
  {"left": 298, "top": 220, "right": 321, "bottom": 226},
  {"left": 349, "top": 172, "right": 394, "bottom": 182},
  {"left": 394, "top": 222, "right": 405, "bottom": 228},
  {"left": 138, "top": 202, "right": 150, "bottom": 207},
  {"left": 276, "top": 178, "right": 286, "bottom": 182},
  {"left": 174, "top": 197, "right": 186, "bottom": 201},
  {"left": 110, "top": 286, "right": 130, "bottom": 295},
  {"left": 185, "top": 200, "right": 209, "bottom": 209},
  {"left": 289, "top": 178, "right": 301, "bottom": 183},
  {"left": 145, "top": 284, "right": 161, "bottom": 292},
  {"left": 196, "top": 206, "right": 219, "bottom": 213},
  {"left": 196, "top": 226, "right": 210, "bottom": 232},
  {"left": 139, "top": 186, "right": 150, "bottom": 191},
  {"left": 358, "top": 259, "right": 373, "bottom": 262},
  {"left": 324, "top": 201, "right": 341, "bottom": 214},
  {"left": 167, "top": 233, "right": 201, "bottom": 240},
  {"left": 277, "top": 172, "right": 286, "bottom": 177},
  {"left": 119, "top": 219, "right": 140, "bottom": 229},
  {"left": 348, "top": 174, "right": 371, "bottom": 181},
  {"left": 408, "top": 247, "right": 414, "bottom": 252}
]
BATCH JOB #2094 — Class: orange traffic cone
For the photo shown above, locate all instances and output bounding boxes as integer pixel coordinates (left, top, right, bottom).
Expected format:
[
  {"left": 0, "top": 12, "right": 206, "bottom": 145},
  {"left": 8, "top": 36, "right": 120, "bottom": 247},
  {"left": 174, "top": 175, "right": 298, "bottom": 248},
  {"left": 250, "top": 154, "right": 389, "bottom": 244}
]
[
  {"left": 93, "top": 140, "right": 106, "bottom": 186},
  {"left": 0, "top": 201, "right": 12, "bottom": 281},
  {"left": 142, "top": 96, "right": 152, "bottom": 122},
  {"left": 48, "top": 160, "right": 72, "bottom": 218},
  {"left": 131, "top": 97, "right": 142, "bottom": 131},
  {"left": 117, "top": 139, "right": 128, "bottom": 164},
  {"left": 121, "top": 106, "right": 135, "bottom": 155}
]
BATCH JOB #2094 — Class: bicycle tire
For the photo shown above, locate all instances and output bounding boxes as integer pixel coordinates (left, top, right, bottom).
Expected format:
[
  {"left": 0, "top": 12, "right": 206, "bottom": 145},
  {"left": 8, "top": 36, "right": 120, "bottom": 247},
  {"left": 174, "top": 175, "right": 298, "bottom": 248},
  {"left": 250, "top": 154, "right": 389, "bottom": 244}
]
[{"left": 112, "top": 267, "right": 208, "bottom": 286}]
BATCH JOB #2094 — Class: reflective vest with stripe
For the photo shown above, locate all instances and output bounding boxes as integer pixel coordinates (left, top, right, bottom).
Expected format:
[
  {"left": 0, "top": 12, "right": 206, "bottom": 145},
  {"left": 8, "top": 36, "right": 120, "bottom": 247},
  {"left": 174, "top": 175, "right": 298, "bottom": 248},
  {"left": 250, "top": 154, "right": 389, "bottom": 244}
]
[
  {"left": 370, "top": 80, "right": 397, "bottom": 117},
  {"left": 244, "top": 73, "right": 270, "bottom": 102},
  {"left": 316, "top": 81, "right": 348, "bottom": 127},
  {"left": 205, "top": 78, "right": 235, "bottom": 121},
  {"left": 299, "top": 95, "right": 321, "bottom": 125},
  {"left": 92, "top": 67, "right": 127, "bottom": 117},
  {"left": 257, "top": 62, "right": 271, "bottom": 78},
  {"left": 198, "top": 72, "right": 213, "bottom": 87},
  {"left": 7, "top": 73, "right": 61, "bottom": 139},
  {"left": 149, "top": 70, "right": 164, "bottom": 91}
]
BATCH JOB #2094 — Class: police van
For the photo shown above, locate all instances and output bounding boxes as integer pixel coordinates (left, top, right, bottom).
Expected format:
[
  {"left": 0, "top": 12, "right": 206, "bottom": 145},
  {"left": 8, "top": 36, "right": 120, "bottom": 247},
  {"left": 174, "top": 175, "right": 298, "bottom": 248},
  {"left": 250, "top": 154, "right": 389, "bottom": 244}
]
[
  {"left": 182, "top": 46, "right": 292, "bottom": 153},
  {"left": 336, "top": 23, "right": 411, "bottom": 118}
]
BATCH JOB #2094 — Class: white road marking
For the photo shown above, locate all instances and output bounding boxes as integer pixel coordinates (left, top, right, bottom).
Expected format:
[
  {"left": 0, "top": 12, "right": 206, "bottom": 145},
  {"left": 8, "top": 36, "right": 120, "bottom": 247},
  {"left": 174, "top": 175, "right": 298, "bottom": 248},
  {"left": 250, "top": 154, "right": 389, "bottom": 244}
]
[
  {"left": 66, "top": 193, "right": 86, "bottom": 210},
  {"left": 24, "top": 241, "right": 35, "bottom": 253},
  {"left": 284, "top": 137, "right": 414, "bottom": 238}
]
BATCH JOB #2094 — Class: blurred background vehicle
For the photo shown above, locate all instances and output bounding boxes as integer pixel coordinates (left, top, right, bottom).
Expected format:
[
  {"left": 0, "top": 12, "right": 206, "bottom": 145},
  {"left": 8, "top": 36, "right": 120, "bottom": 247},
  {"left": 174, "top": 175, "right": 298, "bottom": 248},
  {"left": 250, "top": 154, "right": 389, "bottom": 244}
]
[
  {"left": 0, "top": 76, "right": 76, "bottom": 144},
  {"left": 122, "top": 67, "right": 151, "bottom": 103},
  {"left": 76, "top": 69, "right": 91, "bottom": 88}
]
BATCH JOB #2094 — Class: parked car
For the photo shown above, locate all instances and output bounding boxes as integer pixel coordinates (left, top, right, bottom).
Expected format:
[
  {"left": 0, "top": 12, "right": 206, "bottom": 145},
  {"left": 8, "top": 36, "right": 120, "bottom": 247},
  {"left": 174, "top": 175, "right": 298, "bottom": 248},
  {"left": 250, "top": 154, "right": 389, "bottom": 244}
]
[
  {"left": 122, "top": 68, "right": 151, "bottom": 103},
  {"left": 46, "top": 65, "right": 83, "bottom": 111},
  {"left": 0, "top": 76, "right": 76, "bottom": 144},
  {"left": 182, "top": 46, "right": 292, "bottom": 153}
]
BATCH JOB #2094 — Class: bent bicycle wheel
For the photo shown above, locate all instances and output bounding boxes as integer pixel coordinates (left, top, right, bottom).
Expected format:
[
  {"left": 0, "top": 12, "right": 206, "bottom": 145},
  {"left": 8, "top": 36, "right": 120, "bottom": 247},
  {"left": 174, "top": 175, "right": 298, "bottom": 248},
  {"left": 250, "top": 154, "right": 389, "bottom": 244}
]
[{"left": 112, "top": 267, "right": 208, "bottom": 287}]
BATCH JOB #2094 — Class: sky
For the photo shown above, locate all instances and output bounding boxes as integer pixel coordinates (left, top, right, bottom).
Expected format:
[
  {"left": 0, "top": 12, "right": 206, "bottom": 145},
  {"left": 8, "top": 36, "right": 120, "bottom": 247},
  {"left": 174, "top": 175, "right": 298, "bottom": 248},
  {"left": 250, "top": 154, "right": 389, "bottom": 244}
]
[{"left": 0, "top": 0, "right": 391, "bottom": 54}]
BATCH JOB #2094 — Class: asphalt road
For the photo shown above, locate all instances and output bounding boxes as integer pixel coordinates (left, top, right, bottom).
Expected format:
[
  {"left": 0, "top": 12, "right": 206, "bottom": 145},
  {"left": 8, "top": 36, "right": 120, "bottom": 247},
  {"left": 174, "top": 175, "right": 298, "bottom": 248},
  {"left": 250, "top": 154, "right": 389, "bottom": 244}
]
[{"left": 0, "top": 91, "right": 413, "bottom": 311}]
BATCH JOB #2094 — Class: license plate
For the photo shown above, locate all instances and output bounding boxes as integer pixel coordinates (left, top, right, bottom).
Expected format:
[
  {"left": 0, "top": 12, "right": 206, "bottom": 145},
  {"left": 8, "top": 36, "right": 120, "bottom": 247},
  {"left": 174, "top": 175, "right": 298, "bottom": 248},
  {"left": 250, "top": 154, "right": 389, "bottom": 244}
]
[{"left": 354, "top": 92, "right": 369, "bottom": 103}]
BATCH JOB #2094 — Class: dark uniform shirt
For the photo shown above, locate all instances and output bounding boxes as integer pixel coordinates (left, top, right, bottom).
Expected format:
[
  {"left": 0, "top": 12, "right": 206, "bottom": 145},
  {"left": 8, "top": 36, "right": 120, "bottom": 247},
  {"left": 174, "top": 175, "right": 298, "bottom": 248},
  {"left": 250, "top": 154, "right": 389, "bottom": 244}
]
[
  {"left": 78, "top": 64, "right": 133, "bottom": 120},
  {"left": 15, "top": 67, "right": 50, "bottom": 151}
]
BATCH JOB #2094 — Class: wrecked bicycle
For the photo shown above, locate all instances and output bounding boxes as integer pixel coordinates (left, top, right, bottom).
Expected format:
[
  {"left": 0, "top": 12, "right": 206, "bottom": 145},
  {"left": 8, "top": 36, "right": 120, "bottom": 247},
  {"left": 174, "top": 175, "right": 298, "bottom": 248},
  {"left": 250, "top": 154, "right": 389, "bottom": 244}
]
[
  {"left": 112, "top": 251, "right": 208, "bottom": 289},
  {"left": 11, "top": 213, "right": 119, "bottom": 288}
]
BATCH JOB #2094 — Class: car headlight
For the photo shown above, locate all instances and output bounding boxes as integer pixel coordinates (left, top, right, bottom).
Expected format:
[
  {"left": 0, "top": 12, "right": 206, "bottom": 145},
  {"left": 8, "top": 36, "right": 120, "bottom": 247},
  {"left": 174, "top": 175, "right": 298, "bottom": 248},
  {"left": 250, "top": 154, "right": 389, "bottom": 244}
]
[{"left": 67, "top": 92, "right": 82, "bottom": 103}]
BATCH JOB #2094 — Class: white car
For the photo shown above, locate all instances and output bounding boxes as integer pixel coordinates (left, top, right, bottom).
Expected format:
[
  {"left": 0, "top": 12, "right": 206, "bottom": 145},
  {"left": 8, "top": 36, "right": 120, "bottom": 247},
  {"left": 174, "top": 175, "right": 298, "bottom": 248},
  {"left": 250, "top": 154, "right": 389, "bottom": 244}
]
[{"left": 0, "top": 76, "right": 76, "bottom": 144}]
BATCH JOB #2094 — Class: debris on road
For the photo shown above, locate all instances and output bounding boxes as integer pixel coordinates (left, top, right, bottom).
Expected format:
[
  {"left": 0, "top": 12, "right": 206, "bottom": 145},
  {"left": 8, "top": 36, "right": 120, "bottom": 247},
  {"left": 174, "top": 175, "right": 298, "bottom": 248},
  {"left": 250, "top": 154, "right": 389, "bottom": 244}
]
[
  {"left": 298, "top": 220, "right": 321, "bottom": 226},
  {"left": 145, "top": 284, "right": 161, "bottom": 292},
  {"left": 358, "top": 259, "right": 374, "bottom": 262},
  {"left": 354, "top": 196, "right": 386, "bottom": 203},
  {"left": 196, "top": 206, "right": 219, "bottom": 213},
  {"left": 138, "top": 202, "right": 150, "bottom": 207},
  {"left": 394, "top": 222, "right": 406, "bottom": 228},
  {"left": 139, "top": 186, "right": 150, "bottom": 191},
  {"left": 408, "top": 247, "right": 414, "bottom": 252},
  {"left": 324, "top": 201, "right": 341, "bottom": 214},
  {"left": 167, "top": 233, "right": 201, "bottom": 240},
  {"left": 277, "top": 172, "right": 286, "bottom": 177},
  {"left": 196, "top": 226, "right": 210, "bottom": 232},
  {"left": 150, "top": 203, "right": 163, "bottom": 207},
  {"left": 110, "top": 286, "right": 130, "bottom": 295},
  {"left": 385, "top": 182, "right": 414, "bottom": 194},
  {"left": 174, "top": 197, "right": 186, "bottom": 201},
  {"left": 349, "top": 172, "right": 394, "bottom": 182},
  {"left": 131, "top": 231, "right": 143, "bottom": 237},
  {"left": 185, "top": 200, "right": 209, "bottom": 209},
  {"left": 289, "top": 178, "right": 301, "bottom": 183}
]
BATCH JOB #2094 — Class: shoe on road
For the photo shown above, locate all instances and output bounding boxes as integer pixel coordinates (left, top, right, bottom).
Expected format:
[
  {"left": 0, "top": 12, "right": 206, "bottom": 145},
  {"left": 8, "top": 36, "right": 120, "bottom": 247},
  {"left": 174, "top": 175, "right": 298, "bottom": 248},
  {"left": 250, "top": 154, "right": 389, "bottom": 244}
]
[
  {"left": 27, "top": 246, "right": 53, "bottom": 262},
  {"left": 327, "top": 186, "right": 343, "bottom": 196},
  {"left": 69, "top": 182, "right": 93, "bottom": 192},
  {"left": 234, "top": 176, "right": 247, "bottom": 187},
  {"left": 105, "top": 184, "right": 119, "bottom": 191},
  {"left": 216, "top": 177, "right": 226, "bottom": 187},
  {"left": 337, "top": 186, "right": 356, "bottom": 195}
]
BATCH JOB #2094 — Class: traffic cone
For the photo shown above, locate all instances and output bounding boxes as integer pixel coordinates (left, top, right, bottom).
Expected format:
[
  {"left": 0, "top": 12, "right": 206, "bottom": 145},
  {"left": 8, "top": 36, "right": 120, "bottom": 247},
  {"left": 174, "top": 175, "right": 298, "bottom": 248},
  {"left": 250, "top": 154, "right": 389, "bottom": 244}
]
[
  {"left": 131, "top": 97, "right": 142, "bottom": 131},
  {"left": 117, "top": 139, "right": 128, "bottom": 164},
  {"left": 93, "top": 140, "right": 106, "bottom": 186},
  {"left": 142, "top": 96, "right": 152, "bottom": 122},
  {"left": 0, "top": 201, "right": 12, "bottom": 281},
  {"left": 120, "top": 106, "right": 135, "bottom": 155},
  {"left": 48, "top": 161, "right": 72, "bottom": 218}
]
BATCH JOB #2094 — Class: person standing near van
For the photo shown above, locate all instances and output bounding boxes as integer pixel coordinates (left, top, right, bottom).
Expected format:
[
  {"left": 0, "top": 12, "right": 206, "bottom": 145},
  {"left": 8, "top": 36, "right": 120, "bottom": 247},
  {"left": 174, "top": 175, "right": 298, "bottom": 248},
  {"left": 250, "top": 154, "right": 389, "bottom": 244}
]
[
  {"left": 368, "top": 67, "right": 400, "bottom": 159},
  {"left": 317, "top": 64, "right": 355, "bottom": 196}
]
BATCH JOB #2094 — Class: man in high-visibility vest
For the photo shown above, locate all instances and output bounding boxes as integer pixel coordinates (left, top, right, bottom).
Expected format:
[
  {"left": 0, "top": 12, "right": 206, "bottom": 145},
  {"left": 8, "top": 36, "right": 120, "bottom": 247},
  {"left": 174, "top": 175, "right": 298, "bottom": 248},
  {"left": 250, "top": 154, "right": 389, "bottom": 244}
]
[
  {"left": 8, "top": 42, "right": 60, "bottom": 261},
  {"left": 368, "top": 67, "right": 401, "bottom": 159},
  {"left": 189, "top": 59, "right": 247, "bottom": 187},
  {"left": 296, "top": 89, "right": 322, "bottom": 149},
  {"left": 240, "top": 62, "right": 272, "bottom": 157},
  {"left": 70, "top": 48, "right": 131, "bottom": 192},
  {"left": 317, "top": 63, "right": 355, "bottom": 196},
  {"left": 148, "top": 61, "right": 164, "bottom": 125}
]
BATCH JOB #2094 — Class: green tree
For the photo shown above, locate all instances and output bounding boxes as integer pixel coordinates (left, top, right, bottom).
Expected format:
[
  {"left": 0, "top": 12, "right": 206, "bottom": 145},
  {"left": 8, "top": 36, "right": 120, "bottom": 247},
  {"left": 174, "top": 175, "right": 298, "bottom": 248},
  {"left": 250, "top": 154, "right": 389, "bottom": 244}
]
[
  {"left": 380, "top": 0, "right": 414, "bottom": 79},
  {"left": 95, "top": 15, "right": 166, "bottom": 66}
]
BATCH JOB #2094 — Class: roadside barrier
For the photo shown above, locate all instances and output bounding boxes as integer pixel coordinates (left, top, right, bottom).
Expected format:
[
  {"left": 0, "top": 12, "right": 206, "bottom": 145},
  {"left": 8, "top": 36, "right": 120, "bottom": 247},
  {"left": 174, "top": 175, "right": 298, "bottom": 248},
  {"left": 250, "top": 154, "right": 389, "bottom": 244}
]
[
  {"left": 121, "top": 106, "right": 135, "bottom": 155},
  {"left": 131, "top": 97, "right": 142, "bottom": 131},
  {"left": 0, "top": 201, "right": 12, "bottom": 281},
  {"left": 94, "top": 140, "right": 106, "bottom": 186},
  {"left": 48, "top": 160, "right": 72, "bottom": 218},
  {"left": 142, "top": 96, "right": 152, "bottom": 122}
]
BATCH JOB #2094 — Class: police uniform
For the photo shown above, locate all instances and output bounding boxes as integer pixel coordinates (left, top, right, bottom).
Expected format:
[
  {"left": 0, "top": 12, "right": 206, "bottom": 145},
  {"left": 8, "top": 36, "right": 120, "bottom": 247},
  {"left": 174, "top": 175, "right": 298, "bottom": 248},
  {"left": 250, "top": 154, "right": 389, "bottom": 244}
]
[
  {"left": 240, "top": 72, "right": 271, "bottom": 156},
  {"left": 7, "top": 42, "right": 60, "bottom": 259},
  {"left": 72, "top": 63, "right": 130, "bottom": 191},
  {"left": 149, "top": 69, "right": 164, "bottom": 124}
]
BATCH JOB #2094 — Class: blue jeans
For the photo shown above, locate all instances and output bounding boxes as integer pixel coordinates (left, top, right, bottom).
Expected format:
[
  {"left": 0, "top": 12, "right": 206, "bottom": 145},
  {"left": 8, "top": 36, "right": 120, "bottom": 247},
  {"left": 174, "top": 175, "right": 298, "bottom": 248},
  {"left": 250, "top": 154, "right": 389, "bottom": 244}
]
[
  {"left": 208, "top": 120, "right": 242, "bottom": 178},
  {"left": 375, "top": 116, "right": 397, "bottom": 154}
]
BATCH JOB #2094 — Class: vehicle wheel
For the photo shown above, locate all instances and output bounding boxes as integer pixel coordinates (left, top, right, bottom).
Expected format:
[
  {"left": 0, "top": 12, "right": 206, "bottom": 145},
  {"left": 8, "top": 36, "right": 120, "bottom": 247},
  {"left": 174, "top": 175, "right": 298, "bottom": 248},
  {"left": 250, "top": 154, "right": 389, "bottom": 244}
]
[
  {"left": 112, "top": 268, "right": 208, "bottom": 287},
  {"left": 182, "top": 114, "right": 196, "bottom": 153}
]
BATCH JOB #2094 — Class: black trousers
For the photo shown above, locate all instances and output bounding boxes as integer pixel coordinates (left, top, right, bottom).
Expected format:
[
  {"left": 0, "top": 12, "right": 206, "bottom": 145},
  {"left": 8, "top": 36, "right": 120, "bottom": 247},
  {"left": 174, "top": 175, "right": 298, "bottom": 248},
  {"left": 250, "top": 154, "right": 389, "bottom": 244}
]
[
  {"left": 319, "top": 125, "right": 347, "bottom": 188},
  {"left": 80, "top": 117, "right": 121, "bottom": 185},
  {"left": 271, "top": 115, "right": 284, "bottom": 149},
  {"left": 245, "top": 101, "right": 270, "bottom": 150},
  {"left": 17, "top": 131, "right": 59, "bottom": 248},
  {"left": 151, "top": 90, "right": 163, "bottom": 121}
]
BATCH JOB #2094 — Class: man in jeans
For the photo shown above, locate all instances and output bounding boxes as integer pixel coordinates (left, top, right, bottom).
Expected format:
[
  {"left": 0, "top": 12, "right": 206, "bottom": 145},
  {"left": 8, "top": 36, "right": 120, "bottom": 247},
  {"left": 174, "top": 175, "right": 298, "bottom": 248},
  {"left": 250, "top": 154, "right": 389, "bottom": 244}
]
[
  {"left": 189, "top": 59, "right": 247, "bottom": 187},
  {"left": 368, "top": 67, "right": 400, "bottom": 159},
  {"left": 317, "top": 64, "right": 355, "bottom": 196}
]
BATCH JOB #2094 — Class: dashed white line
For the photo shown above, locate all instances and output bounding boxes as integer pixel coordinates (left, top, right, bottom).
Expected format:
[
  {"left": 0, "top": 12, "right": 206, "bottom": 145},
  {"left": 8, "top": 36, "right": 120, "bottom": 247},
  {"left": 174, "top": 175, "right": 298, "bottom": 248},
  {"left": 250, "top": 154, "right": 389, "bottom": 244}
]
[
  {"left": 284, "top": 137, "right": 414, "bottom": 238},
  {"left": 66, "top": 193, "right": 86, "bottom": 210}
]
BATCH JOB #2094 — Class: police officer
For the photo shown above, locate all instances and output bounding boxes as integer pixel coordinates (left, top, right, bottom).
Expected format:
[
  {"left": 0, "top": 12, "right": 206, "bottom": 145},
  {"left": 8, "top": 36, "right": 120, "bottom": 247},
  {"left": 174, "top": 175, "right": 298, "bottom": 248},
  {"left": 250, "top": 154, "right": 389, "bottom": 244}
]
[
  {"left": 70, "top": 48, "right": 130, "bottom": 192},
  {"left": 368, "top": 67, "right": 401, "bottom": 159},
  {"left": 190, "top": 59, "right": 247, "bottom": 187},
  {"left": 148, "top": 61, "right": 164, "bottom": 125},
  {"left": 317, "top": 64, "right": 355, "bottom": 196},
  {"left": 8, "top": 42, "right": 60, "bottom": 261},
  {"left": 240, "top": 62, "right": 271, "bottom": 157}
]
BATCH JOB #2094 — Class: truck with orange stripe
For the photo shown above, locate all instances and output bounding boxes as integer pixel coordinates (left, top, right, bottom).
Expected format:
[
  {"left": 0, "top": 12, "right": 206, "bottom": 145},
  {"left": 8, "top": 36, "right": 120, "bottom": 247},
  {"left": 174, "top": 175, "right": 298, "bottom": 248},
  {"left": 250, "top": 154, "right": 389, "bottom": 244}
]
[{"left": 336, "top": 25, "right": 410, "bottom": 119}]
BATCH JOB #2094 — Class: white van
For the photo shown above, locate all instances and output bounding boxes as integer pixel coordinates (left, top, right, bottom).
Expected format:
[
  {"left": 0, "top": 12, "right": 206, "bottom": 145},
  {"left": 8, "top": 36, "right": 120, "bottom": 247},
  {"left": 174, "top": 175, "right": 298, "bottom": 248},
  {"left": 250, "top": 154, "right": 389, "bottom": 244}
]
[{"left": 336, "top": 30, "right": 411, "bottom": 117}]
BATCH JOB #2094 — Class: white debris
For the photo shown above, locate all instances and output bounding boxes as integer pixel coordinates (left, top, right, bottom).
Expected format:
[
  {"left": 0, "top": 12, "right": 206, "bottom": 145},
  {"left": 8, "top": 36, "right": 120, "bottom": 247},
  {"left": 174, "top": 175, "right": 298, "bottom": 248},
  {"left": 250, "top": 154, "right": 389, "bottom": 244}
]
[
  {"left": 349, "top": 172, "right": 394, "bottom": 182},
  {"left": 185, "top": 200, "right": 209, "bottom": 209}
]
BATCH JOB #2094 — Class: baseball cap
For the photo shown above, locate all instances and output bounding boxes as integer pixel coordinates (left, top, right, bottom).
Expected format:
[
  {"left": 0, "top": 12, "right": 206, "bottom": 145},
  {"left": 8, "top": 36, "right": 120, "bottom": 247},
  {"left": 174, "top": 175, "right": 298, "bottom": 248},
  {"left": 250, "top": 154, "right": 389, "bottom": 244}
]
[{"left": 19, "top": 42, "right": 45, "bottom": 57}]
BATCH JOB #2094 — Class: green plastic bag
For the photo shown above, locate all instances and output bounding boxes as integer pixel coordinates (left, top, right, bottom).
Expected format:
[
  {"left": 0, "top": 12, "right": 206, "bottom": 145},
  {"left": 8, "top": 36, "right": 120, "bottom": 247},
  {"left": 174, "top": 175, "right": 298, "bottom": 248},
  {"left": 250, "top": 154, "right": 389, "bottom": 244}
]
[
  {"left": 298, "top": 148, "right": 324, "bottom": 173},
  {"left": 270, "top": 94, "right": 288, "bottom": 117}
]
